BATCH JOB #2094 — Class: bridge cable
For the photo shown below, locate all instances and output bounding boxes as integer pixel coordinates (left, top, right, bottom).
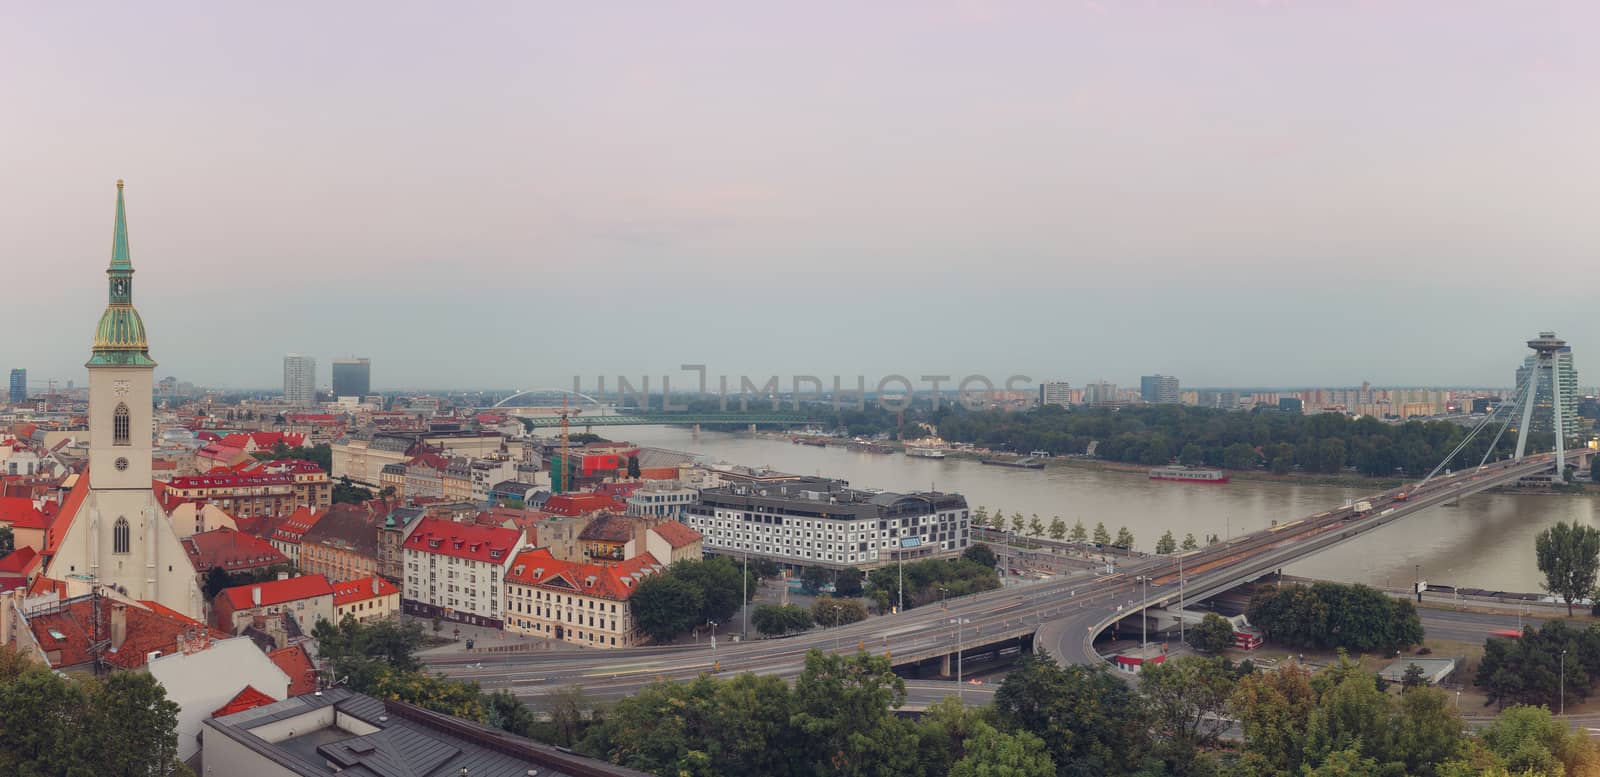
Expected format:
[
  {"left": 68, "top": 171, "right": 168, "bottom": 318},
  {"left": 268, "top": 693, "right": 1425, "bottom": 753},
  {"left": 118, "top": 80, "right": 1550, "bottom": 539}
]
[
  {"left": 1475, "top": 376, "right": 1535, "bottom": 470},
  {"left": 1417, "top": 374, "right": 1532, "bottom": 489}
]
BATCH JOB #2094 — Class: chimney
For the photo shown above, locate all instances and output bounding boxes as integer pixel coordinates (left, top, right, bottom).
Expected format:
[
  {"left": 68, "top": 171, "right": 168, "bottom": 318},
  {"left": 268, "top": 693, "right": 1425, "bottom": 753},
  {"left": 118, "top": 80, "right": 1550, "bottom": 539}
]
[
  {"left": 252, "top": 586, "right": 262, "bottom": 607},
  {"left": 110, "top": 604, "right": 127, "bottom": 651},
  {"left": 371, "top": 577, "right": 379, "bottom": 596}
]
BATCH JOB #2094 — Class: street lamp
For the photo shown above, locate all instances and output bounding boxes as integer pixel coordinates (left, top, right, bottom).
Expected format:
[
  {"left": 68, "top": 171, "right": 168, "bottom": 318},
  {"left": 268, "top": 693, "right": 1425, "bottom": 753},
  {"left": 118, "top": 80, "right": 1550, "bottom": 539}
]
[
  {"left": 1561, "top": 649, "right": 1567, "bottom": 716},
  {"left": 951, "top": 616, "right": 970, "bottom": 701},
  {"left": 1178, "top": 554, "right": 1186, "bottom": 646},
  {"left": 939, "top": 586, "right": 949, "bottom": 611},
  {"left": 1135, "top": 575, "right": 1149, "bottom": 651},
  {"left": 741, "top": 549, "right": 749, "bottom": 641},
  {"left": 708, "top": 620, "right": 719, "bottom": 664}
]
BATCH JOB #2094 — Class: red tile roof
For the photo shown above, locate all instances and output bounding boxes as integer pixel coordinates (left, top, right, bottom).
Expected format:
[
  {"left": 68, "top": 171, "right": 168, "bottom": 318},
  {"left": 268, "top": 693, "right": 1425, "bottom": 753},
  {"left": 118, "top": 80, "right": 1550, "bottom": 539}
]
[
  {"left": 331, "top": 576, "right": 399, "bottom": 606},
  {"left": 650, "top": 521, "right": 702, "bottom": 550},
  {"left": 268, "top": 506, "right": 326, "bottom": 545},
  {"left": 139, "top": 599, "right": 210, "bottom": 630},
  {"left": 0, "top": 546, "right": 38, "bottom": 574},
  {"left": 218, "top": 574, "right": 334, "bottom": 611},
  {"left": 268, "top": 644, "right": 317, "bottom": 696},
  {"left": 0, "top": 496, "right": 50, "bottom": 530},
  {"left": 183, "top": 528, "right": 289, "bottom": 574},
  {"left": 212, "top": 685, "right": 279, "bottom": 718},
  {"left": 219, "top": 432, "right": 306, "bottom": 451},
  {"left": 544, "top": 492, "right": 626, "bottom": 517},
  {"left": 504, "top": 548, "right": 664, "bottom": 602},
  {"left": 28, "top": 597, "right": 229, "bottom": 670},
  {"left": 578, "top": 513, "right": 636, "bottom": 544},
  {"left": 402, "top": 517, "right": 520, "bottom": 565},
  {"left": 44, "top": 468, "right": 92, "bottom": 555},
  {"left": 168, "top": 471, "right": 305, "bottom": 491}
]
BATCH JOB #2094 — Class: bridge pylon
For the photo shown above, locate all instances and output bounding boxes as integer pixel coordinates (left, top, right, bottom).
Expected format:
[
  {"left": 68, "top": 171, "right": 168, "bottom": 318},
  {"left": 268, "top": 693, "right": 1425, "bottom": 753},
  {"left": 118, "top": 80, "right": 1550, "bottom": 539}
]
[{"left": 1514, "top": 331, "right": 1573, "bottom": 480}]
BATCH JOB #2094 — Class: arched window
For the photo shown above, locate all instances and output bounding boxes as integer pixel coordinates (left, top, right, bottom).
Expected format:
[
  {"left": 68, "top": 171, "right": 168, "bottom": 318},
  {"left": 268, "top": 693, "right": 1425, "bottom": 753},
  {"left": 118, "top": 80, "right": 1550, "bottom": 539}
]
[
  {"left": 113, "top": 517, "right": 130, "bottom": 555},
  {"left": 113, "top": 404, "right": 131, "bottom": 446}
]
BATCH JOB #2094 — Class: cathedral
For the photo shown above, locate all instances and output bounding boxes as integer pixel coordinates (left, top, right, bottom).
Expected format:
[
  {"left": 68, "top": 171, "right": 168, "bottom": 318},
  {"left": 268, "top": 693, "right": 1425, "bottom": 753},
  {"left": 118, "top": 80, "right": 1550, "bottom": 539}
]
[{"left": 42, "top": 181, "right": 204, "bottom": 620}]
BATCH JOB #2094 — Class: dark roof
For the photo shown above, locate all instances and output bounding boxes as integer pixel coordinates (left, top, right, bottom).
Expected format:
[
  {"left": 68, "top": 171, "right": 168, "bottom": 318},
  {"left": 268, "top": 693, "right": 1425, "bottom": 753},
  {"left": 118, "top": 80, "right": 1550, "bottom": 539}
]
[
  {"left": 578, "top": 513, "right": 635, "bottom": 543},
  {"left": 301, "top": 504, "right": 381, "bottom": 558},
  {"left": 205, "top": 688, "right": 653, "bottom": 777}
]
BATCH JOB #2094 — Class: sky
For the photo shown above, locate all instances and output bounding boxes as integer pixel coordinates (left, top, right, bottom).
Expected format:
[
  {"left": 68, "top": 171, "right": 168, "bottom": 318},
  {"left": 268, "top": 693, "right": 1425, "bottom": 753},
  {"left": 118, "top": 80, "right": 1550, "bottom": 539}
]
[{"left": 3, "top": 1, "right": 1598, "bottom": 392}]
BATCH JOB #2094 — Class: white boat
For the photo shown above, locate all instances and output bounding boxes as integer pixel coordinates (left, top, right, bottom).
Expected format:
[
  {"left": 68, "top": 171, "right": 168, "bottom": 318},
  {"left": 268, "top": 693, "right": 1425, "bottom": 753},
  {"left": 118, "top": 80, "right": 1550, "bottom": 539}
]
[{"left": 906, "top": 446, "right": 946, "bottom": 459}]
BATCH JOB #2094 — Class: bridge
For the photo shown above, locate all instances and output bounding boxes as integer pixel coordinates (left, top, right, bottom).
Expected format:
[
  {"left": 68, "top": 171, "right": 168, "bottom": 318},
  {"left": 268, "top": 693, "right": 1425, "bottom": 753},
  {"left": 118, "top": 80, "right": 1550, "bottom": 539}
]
[
  {"left": 512, "top": 411, "right": 821, "bottom": 429},
  {"left": 432, "top": 451, "right": 1577, "bottom": 705},
  {"left": 430, "top": 333, "right": 1587, "bottom": 706}
]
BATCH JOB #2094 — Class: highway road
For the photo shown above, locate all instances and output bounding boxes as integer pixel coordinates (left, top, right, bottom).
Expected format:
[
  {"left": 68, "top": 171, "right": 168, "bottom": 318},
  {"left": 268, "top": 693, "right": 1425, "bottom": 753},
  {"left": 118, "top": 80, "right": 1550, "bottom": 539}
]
[{"left": 427, "top": 453, "right": 1572, "bottom": 707}]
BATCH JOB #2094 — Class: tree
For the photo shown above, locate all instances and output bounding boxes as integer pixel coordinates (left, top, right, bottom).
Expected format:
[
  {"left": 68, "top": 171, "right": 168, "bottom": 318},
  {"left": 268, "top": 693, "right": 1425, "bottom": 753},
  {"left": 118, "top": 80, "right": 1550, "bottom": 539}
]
[
  {"left": 673, "top": 557, "right": 755, "bottom": 623},
  {"left": 835, "top": 567, "right": 865, "bottom": 597},
  {"left": 1049, "top": 517, "right": 1067, "bottom": 541},
  {"left": 1401, "top": 663, "right": 1426, "bottom": 690},
  {"left": 791, "top": 649, "right": 917, "bottom": 777},
  {"left": 948, "top": 721, "right": 1055, "bottom": 777},
  {"left": 1189, "top": 612, "right": 1236, "bottom": 653},
  {"left": 1535, "top": 520, "right": 1600, "bottom": 616},
  {"left": 1009, "top": 512, "right": 1025, "bottom": 534},
  {"left": 626, "top": 454, "right": 641, "bottom": 479},
  {"left": 1181, "top": 533, "right": 1198, "bottom": 551},
  {"left": 1223, "top": 442, "right": 1257, "bottom": 471},
  {"left": 995, "top": 653, "right": 1149, "bottom": 777},
  {"left": 0, "top": 526, "right": 12, "bottom": 555},
  {"left": 1093, "top": 522, "right": 1112, "bottom": 546},
  {"left": 1477, "top": 704, "right": 1600, "bottom": 777},
  {"left": 752, "top": 603, "right": 814, "bottom": 636},
  {"left": 203, "top": 565, "right": 232, "bottom": 599},
  {"left": 1392, "top": 685, "right": 1469, "bottom": 776},
  {"left": 1155, "top": 530, "right": 1177, "bottom": 555},
  {"left": 811, "top": 596, "right": 866, "bottom": 628},
  {"left": 332, "top": 476, "right": 374, "bottom": 504},
  {"left": 973, "top": 506, "right": 990, "bottom": 529},
  {"left": 1179, "top": 443, "right": 1205, "bottom": 467},
  {"left": 962, "top": 543, "right": 998, "bottom": 568},
  {"left": 1141, "top": 655, "right": 1237, "bottom": 773},
  {"left": 630, "top": 575, "right": 705, "bottom": 642},
  {"left": 1027, "top": 515, "right": 1045, "bottom": 538},
  {"left": 1113, "top": 526, "right": 1134, "bottom": 550},
  {"left": 1071, "top": 520, "right": 1088, "bottom": 542},
  {"left": 1231, "top": 662, "right": 1317, "bottom": 774}
]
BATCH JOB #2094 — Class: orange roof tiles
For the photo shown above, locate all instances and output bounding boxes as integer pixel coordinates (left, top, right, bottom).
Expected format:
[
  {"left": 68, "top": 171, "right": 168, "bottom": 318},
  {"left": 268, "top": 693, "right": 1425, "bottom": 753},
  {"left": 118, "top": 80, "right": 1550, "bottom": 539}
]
[
  {"left": 504, "top": 548, "right": 663, "bottom": 602},
  {"left": 268, "top": 644, "right": 317, "bottom": 696},
  {"left": 650, "top": 521, "right": 701, "bottom": 549},
  {"left": 212, "top": 685, "right": 279, "bottom": 717},
  {"left": 331, "top": 576, "right": 399, "bottom": 606},
  {"left": 0, "top": 496, "right": 50, "bottom": 530},
  {"left": 402, "top": 518, "right": 520, "bottom": 565},
  {"left": 183, "top": 528, "right": 289, "bottom": 574},
  {"left": 218, "top": 574, "right": 334, "bottom": 611},
  {"left": 0, "top": 546, "right": 38, "bottom": 574},
  {"left": 28, "top": 597, "right": 229, "bottom": 670}
]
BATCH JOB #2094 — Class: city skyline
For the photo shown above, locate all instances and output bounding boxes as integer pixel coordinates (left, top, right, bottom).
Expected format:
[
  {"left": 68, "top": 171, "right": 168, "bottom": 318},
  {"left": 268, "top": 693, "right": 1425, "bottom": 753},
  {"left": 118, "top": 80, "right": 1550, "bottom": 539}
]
[{"left": 5, "top": 2, "right": 1598, "bottom": 389}]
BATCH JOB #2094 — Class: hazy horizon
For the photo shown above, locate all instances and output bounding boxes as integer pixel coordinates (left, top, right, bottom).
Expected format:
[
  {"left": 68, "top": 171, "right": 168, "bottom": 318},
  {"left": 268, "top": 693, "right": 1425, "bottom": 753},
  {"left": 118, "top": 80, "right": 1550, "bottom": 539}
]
[{"left": 5, "top": 2, "right": 1596, "bottom": 391}]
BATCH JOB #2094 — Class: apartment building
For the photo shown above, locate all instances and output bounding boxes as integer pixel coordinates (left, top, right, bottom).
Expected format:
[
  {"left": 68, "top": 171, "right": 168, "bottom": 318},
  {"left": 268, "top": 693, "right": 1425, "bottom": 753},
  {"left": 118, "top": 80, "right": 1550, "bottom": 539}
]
[
  {"left": 400, "top": 518, "right": 521, "bottom": 628},
  {"left": 162, "top": 460, "right": 331, "bottom": 519},
  {"left": 684, "top": 477, "right": 969, "bottom": 571},
  {"left": 502, "top": 548, "right": 664, "bottom": 648}
]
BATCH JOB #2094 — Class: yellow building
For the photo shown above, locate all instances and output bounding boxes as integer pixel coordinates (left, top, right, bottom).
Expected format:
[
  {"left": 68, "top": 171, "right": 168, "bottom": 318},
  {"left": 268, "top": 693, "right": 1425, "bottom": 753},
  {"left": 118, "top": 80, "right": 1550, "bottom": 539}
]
[
  {"left": 332, "top": 576, "right": 401, "bottom": 623},
  {"left": 297, "top": 504, "right": 381, "bottom": 583},
  {"left": 503, "top": 548, "right": 665, "bottom": 648}
]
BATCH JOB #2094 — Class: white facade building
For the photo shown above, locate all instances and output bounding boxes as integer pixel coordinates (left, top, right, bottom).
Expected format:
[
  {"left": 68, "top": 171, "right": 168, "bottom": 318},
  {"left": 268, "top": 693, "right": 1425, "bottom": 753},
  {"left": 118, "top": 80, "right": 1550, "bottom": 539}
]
[
  {"left": 684, "top": 478, "right": 970, "bottom": 570},
  {"left": 400, "top": 517, "right": 521, "bottom": 628},
  {"left": 282, "top": 354, "right": 316, "bottom": 407}
]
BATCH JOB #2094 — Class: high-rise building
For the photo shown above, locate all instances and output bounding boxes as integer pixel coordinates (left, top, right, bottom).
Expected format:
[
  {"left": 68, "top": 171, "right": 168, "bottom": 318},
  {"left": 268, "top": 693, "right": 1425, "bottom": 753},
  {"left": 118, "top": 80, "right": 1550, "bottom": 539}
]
[
  {"left": 41, "top": 180, "right": 204, "bottom": 619},
  {"left": 1083, "top": 380, "right": 1118, "bottom": 405},
  {"left": 332, "top": 357, "right": 371, "bottom": 399},
  {"left": 283, "top": 354, "right": 316, "bottom": 406},
  {"left": 7, "top": 368, "right": 24, "bottom": 404},
  {"left": 1515, "top": 336, "right": 1579, "bottom": 437},
  {"left": 1140, "top": 375, "right": 1180, "bottom": 404},
  {"left": 1038, "top": 381, "right": 1071, "bottom": 408}
]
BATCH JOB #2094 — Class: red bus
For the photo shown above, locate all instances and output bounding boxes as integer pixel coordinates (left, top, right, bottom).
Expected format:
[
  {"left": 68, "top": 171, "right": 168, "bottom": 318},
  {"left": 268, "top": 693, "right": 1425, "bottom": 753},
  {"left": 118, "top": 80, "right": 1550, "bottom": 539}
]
[{"left": 1488, "top": 629, "right": 1523, "bottom": 639}]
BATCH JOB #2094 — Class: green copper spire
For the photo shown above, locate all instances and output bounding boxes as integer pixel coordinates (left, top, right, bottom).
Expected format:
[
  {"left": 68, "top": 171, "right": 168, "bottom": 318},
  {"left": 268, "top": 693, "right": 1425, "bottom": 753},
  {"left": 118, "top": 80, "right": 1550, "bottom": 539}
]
[{"left": 88, "top": 179, "right": 156, "bottom": 368}]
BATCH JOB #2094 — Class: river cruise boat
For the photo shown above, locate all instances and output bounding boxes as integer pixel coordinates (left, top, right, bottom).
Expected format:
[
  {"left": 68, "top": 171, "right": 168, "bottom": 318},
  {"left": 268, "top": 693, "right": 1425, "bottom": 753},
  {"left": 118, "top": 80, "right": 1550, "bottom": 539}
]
[
  {"left": 906, "top": 446, "right": 947, "bottom": 459},
  {"left": 1148, "top": 465, "right": 1229, "bottom": 484}
]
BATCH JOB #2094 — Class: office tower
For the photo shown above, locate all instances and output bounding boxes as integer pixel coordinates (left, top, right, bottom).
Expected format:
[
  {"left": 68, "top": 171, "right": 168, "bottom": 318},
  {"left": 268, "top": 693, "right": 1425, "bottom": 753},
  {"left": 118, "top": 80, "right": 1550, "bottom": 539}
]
[
  {"left": 1038, "top": 381, "right": 1071, "bottom": 408},
  {"left": 332, "top": 358, "right": 371, "bottom": 399},
  {"left": 1140, "top": 375, "right": 1180, "bottom": 404},
  {"left": 1083, "top": 381, "right": 1118, "bottom": 404},
  {"left": 283, "top": 354, "right": 317, "bottom": 406},
  {"left": 7, "top": 369, "right": 24, "bottom": 404}
]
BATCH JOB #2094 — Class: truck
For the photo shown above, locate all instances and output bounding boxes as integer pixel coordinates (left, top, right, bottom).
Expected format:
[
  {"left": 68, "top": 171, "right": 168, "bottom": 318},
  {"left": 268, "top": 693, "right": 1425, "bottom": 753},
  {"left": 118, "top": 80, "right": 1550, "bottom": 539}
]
[{"left": 1351, "top": 501, "right": 1373, "bottom": 516}]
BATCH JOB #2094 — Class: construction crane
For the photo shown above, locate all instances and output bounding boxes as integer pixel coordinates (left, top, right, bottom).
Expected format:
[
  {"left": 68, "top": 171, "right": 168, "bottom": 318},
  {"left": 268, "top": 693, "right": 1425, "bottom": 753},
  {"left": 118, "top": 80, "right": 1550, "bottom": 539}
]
[{"left": 557, "top": 394, "right": 582, "bottom": 494}]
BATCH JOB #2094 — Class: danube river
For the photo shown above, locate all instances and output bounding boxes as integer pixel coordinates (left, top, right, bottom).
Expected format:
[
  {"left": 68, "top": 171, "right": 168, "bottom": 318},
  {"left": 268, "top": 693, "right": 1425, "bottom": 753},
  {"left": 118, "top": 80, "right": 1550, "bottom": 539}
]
[{"left": 609, "top": 426, "right": 1600, "bottom": 593}]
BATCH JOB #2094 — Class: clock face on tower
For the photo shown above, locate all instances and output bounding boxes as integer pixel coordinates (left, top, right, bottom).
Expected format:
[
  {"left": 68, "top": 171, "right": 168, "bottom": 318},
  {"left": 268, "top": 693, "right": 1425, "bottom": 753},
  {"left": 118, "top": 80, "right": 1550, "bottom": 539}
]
[{"left": 114, "top": 457, "right": 129, "bottom": 471}]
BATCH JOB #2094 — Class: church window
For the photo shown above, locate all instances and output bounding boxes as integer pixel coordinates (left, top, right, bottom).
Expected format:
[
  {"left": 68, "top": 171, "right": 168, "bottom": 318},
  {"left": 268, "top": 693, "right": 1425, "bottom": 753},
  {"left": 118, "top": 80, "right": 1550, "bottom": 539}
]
[
  {"left": 113, "top": 517, "right": 130, "bottom": 555},
  {"left": 113, "top": 404, "right": 131, "bottom": 445}
]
